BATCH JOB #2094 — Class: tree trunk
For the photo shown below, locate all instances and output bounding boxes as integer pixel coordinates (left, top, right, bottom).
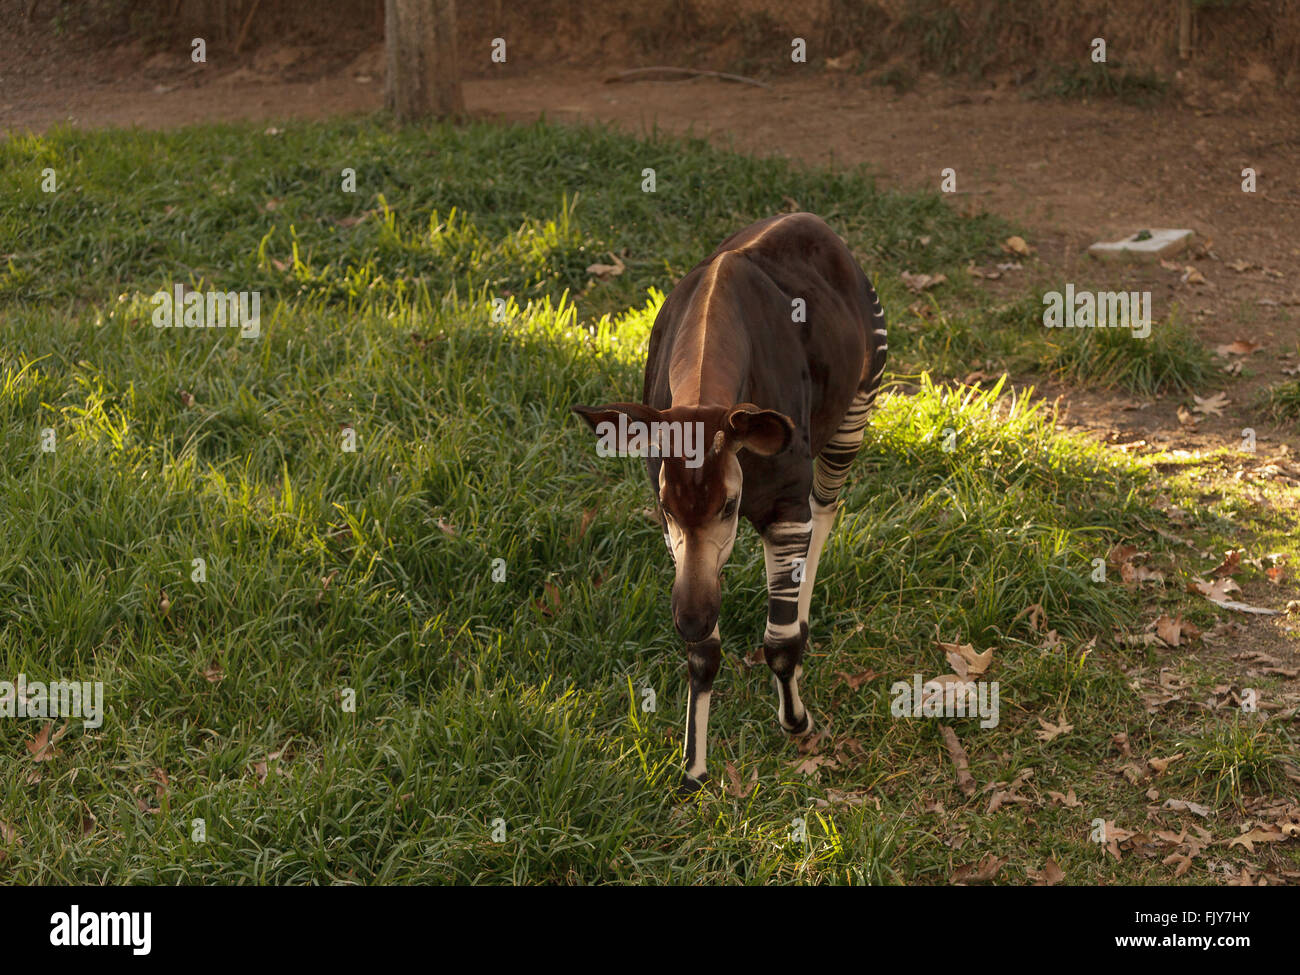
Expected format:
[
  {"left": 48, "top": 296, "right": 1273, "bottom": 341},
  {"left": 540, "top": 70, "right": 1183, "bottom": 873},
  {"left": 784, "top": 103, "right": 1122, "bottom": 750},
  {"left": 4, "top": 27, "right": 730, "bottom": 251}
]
[{"left": 385, "top": 0, "right": 464, "bottom": 121}]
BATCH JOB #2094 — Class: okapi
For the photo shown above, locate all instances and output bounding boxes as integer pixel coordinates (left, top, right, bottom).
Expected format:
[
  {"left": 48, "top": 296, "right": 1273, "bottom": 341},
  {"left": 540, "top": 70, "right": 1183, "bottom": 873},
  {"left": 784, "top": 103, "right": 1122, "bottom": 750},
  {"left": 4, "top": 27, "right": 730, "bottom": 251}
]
[{"left": 572, "top": 212, "right": 887, "bottom": 793}]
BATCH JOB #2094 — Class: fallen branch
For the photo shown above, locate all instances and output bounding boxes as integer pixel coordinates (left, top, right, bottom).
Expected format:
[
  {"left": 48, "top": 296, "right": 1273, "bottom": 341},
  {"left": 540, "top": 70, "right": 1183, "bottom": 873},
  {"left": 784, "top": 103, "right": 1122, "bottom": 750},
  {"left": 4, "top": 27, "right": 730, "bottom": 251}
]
[{"left": 604, "top": 66, "right": 770, "bottom": 89}]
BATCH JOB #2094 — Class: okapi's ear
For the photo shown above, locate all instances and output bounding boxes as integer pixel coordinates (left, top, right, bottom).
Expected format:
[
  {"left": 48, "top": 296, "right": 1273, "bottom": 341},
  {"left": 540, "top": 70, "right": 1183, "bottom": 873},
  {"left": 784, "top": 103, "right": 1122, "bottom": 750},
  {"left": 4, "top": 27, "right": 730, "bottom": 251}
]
[
  {"left": 724, "top": 403, "right": 794, "bottom": 456},
  {"left": 570, "top": 402, "right": 662, "bottom": 435}
]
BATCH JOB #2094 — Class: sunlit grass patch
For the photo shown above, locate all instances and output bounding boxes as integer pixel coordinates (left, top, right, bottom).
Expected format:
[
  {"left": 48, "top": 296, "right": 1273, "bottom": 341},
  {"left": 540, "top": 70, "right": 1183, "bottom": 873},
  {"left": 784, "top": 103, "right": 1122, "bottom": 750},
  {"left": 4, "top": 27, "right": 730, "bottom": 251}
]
[{"left": 1039, "top": 314, "right": 1215, "bottom": 396}]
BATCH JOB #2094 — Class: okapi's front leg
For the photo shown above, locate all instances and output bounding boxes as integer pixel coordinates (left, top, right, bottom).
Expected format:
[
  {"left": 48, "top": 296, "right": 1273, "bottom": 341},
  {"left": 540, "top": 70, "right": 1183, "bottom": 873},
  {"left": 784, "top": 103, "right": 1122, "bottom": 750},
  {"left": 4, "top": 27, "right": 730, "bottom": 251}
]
[
  {"left": 761, "top": 515, "right": 815, "bottom": 736},
  {"left": 680, "top": 624, "right": 721, "bottom": 793}
]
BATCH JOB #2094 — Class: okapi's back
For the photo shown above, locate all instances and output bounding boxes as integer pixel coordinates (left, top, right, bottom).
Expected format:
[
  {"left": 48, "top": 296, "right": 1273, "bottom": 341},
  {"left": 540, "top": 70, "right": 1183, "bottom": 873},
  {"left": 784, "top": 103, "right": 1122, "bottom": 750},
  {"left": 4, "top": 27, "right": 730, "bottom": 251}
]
[{"left": 644, "top": 213, "right": 884, "bottom": 459}]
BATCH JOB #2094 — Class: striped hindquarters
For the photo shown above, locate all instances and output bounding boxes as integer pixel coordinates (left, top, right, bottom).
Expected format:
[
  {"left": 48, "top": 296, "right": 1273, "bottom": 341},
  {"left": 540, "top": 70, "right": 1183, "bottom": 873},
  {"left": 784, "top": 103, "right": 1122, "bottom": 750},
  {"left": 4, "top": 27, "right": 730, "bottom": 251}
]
[{"left": 811, "top": 279, "right": 886, "bottom": 508}]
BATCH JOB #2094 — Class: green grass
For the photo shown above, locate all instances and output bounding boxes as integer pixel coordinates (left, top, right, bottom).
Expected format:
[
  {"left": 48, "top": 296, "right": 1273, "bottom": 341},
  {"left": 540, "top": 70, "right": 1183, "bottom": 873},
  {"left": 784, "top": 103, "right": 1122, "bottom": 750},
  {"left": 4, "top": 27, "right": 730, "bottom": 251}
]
[
  {"left": 1177, "top": 716, "right": 1289, "bottom": 806},
  {"left": 1260, "top": 379, "right": 1300, "bottom": 421},
  {"left": 1036, "top": 62, "right": 1171, "bottom": 106},
  {"left": 2, "top": 118, "right": 1003, "bottom": 314},
  {"left": 1039, "top": 311, "right": 1215, "bottom": 396},
  {"left": 1, "top": 117, "right": 1295, "bottom": 884},
  {"left": 887, "top": 283, "right": 1215, "bottom": 397}
]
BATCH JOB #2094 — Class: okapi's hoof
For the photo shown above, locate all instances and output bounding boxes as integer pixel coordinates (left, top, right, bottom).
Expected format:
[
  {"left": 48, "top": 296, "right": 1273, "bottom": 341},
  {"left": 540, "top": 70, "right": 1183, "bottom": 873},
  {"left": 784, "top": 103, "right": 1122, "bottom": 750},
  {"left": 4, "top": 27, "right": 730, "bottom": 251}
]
[
  {"left": 675, "top": 772, "right": 710, "bottom": 798},
  {"left": 782, "top": 710, "right": 815, "bottom": 737}
]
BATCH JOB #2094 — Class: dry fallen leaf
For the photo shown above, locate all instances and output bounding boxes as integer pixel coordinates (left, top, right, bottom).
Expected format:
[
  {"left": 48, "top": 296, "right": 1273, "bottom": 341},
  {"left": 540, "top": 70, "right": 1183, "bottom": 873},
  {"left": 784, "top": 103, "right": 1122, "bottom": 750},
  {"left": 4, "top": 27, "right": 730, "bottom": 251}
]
[
  {"left": 986, "top": 787, "right": 1032, "bottom": 814},
  {"left": 1147, "top": 753, "right": 1184, "bottom": 775},
  {"left": 1164, "top": 851, "right": 1194, "bottom": 878},
  {"left": 900, "top": 271, "right": 948, "bottom": 293},
  {"left": 1188, "top": 576, "right": 1282, "bottom": 615},
  {"left": 1210, "top": 550, "right": 1243, "bottom": 578},
  {"left": 535, "top": 581, "right": 563, "bottom": 617},
  {"left": 952, "top": 853, "right": 1007, "bottom": 884},
  {"left": 1227, "top": 828, "right": 1287, "bottom": 853},
  {"left": 572, "top": 508, "right": 597, "bottom": 545},
  {"left": 1163, "top": 797, "right": 1212, "bottom": 818},
  {"left": 939, "top": 725, "right": 976, "bottom": 797},
  {"left": 1049, "top": 788, "right": 1083, "bottom": 808},
  {"left": 1035, "top": 714, "right": 1074, "bottom": 743},
  {"left": 1214, "top": 339, "right": 1263, "bottom": 356},
  {"left": 724, "top": 761, "right": 758, "bottom": 798},
  {"left": 1154, "top": 614, "right": 1184, "bottom": 647},
  {"left": 1192, "top": 392, "right": 1230, "bottom": 417},
  {"left": 938, "top": 641, "right": 994, "bottom": 677},
  {"left": 1108, "top": 543, "right": 1142, "bottom": 565},
  {"left": 25, "top": 721, "right": 67, "bottom": 762},
  {"left": 1028, "top": 858, "right": 1064, "bottom": 886},
  {"left": 333, "top": 210, "right": 376, "bottom": 228},
  {"left": 1112, "top": 732, "right": 1132, "bottom": 757},
  {"left": 790, "top": 753, "right": 838, "bottom": 776},
  {"left": 835, "top": 668, "right": 878, "bottom": 690},
  {"left": 586, "top": 254, "right": 626, "bottom": 280},
  {"left": 1189, "top": 575, "right": 1240, "bottom": 601},
  {"left": 1015, "top": 602, "right": 1047, "bottom": 633}
]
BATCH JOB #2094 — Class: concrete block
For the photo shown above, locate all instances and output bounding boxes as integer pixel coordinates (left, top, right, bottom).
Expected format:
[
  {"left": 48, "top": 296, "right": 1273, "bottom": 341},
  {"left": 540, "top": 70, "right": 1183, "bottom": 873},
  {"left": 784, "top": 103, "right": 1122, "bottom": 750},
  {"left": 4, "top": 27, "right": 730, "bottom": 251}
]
[{"left": 1088, "top": 228, "right": 1194, "bottom": 262}]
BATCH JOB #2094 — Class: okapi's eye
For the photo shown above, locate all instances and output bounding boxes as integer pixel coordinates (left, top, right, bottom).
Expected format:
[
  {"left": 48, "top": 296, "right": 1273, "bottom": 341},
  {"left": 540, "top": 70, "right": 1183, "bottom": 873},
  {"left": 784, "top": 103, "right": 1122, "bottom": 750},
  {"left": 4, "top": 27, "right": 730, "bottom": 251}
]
[{"left": 721, "top": 498, "right": 738, "bottom": 520}]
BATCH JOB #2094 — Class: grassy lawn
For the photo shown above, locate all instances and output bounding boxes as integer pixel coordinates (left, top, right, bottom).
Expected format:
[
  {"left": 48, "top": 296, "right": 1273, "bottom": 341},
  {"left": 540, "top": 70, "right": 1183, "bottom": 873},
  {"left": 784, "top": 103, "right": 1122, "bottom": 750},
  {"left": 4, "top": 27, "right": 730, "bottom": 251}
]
[{"left": 1, "top": 118, "right": 1296, "bottom": 884}]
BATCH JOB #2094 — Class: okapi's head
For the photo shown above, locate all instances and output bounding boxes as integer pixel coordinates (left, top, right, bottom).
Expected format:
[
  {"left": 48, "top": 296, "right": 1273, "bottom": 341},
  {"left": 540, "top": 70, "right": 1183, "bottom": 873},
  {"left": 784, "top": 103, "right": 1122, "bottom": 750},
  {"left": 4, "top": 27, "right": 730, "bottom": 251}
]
[{"left": 571, "top": 401, "right": 794, "bottom": 642}]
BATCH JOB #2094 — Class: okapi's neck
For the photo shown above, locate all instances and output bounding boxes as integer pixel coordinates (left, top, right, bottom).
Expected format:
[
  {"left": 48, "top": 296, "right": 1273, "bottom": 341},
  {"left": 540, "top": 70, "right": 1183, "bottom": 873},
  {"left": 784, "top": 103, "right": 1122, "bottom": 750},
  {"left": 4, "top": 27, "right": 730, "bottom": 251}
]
[{"left": 667, "top": 253, "right": 751, "bottom": 410}]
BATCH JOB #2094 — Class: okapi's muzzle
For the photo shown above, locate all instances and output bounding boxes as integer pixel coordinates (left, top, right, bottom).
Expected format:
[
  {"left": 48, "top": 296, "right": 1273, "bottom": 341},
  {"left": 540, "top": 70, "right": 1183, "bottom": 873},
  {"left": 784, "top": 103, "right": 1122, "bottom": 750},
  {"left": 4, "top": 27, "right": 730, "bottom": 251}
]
[{"left": 671, "top": 569, "right": 720, "bottom": 644}]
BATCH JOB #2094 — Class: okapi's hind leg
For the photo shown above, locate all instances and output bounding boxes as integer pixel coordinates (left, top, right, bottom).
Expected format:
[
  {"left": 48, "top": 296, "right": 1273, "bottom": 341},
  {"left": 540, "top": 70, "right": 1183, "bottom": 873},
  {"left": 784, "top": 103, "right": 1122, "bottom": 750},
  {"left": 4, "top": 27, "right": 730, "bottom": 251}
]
[
  {"left": 679, "top": 624, "right": 721, "bottom": 795},
  {"left": 767, "top": 381, "right": 876, "bottom": 737},
  {"left": 798, "top": 384, "right": 875, "bottom": 632},
  {"left": 761, "top": 516, "right": 815, "bottom": 736}
]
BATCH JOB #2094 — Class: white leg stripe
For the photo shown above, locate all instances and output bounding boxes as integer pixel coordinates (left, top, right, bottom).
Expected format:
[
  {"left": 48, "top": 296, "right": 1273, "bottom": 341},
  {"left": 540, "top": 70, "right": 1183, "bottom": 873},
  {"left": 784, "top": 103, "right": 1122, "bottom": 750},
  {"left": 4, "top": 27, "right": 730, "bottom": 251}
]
[
  {"left": 764, "top": 619, "right": 802, "bottom": 641},
  {"left": 684, "top": 689, "right": 711, "bottom": 779},
  {"left": 797, "top": 496, "right": 837, "bottom": 628}
]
